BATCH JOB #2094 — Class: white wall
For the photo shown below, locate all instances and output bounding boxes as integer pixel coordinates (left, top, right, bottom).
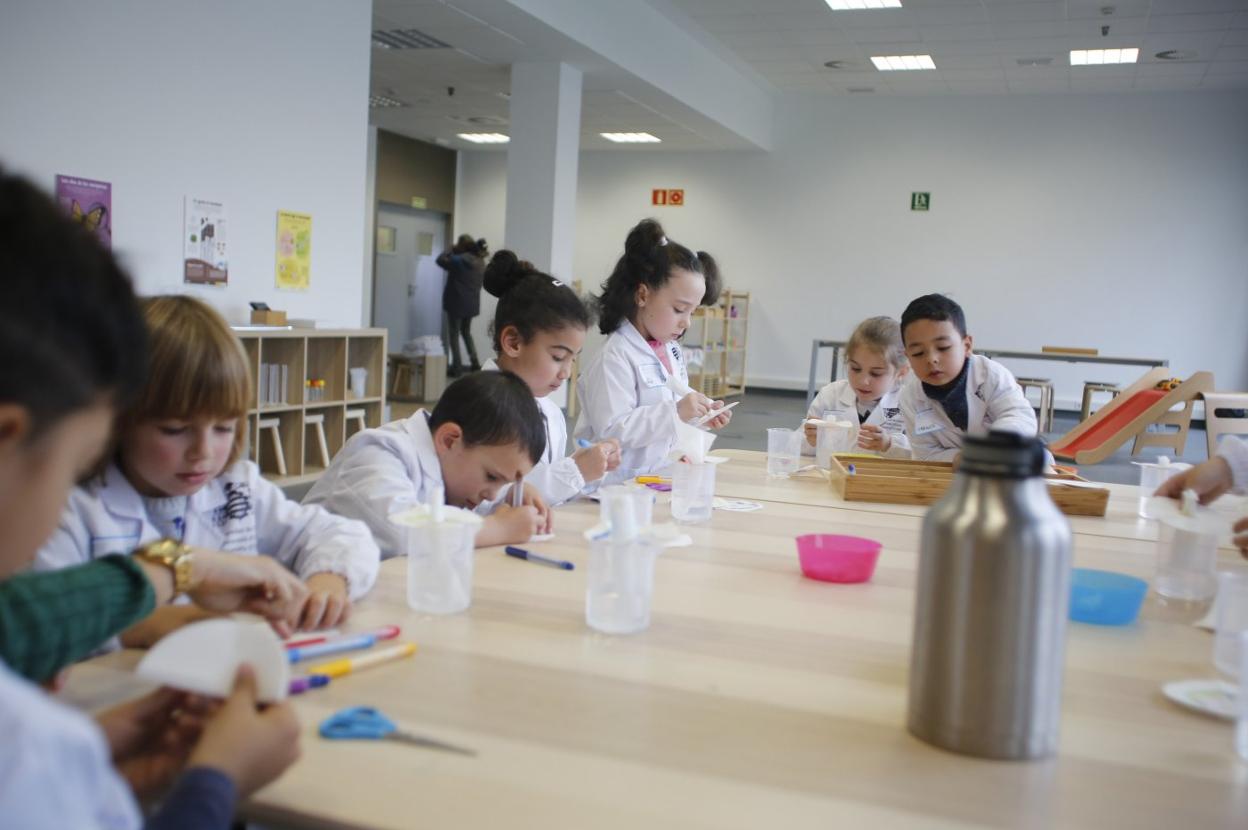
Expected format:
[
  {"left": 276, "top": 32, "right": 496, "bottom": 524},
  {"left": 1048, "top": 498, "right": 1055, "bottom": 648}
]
[
  {"left": 0, "top": 0, "right": 372, "bottom": 327},
  {"left": 457, "top": 90, "right": 1248, "bottom": 406}
]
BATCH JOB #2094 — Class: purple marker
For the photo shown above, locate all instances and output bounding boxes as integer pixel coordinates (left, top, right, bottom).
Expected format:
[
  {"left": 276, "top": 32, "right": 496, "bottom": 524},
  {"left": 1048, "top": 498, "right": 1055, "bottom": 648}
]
[{"left": 289, "top": 674, "right": 330, "bottom": 695}]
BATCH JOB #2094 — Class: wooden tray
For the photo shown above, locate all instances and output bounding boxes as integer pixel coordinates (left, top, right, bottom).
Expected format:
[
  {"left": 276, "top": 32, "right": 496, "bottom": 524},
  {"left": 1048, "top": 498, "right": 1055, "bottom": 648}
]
[{"left": 827, "top": 455, "right": 1109, "bottom": 517}]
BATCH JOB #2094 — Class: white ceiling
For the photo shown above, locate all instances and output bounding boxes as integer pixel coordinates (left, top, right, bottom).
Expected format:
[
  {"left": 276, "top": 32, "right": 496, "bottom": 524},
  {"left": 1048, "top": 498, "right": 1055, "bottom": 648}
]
[
  {"left": 369, "top": 0, "right": 1248, "bottom": 150},
  {"left": 670, "top": 0, "right": 1248, "bottom": 95}
]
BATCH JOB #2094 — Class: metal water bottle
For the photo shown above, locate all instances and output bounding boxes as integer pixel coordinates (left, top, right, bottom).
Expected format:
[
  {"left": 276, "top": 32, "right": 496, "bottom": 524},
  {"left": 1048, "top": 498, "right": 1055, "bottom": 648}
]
[{"left": 907, "top": 431, "right": 1072, "bottom": 760}]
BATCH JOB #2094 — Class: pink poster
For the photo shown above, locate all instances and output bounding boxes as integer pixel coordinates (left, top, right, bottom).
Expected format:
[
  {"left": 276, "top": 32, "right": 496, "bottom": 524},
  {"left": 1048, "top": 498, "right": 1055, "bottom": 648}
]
[{"left": 55, "top": 174, "right": 112, "bottom": 249}]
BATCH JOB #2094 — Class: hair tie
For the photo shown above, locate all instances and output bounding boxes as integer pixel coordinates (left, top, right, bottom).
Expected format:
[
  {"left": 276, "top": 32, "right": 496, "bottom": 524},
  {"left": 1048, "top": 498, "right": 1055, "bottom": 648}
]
[
  {"left": 550, "top": 278, "right": 563, "bottom": 287},
  {"left": 659, "top": 236, "right": 668, "bottom": 246}
]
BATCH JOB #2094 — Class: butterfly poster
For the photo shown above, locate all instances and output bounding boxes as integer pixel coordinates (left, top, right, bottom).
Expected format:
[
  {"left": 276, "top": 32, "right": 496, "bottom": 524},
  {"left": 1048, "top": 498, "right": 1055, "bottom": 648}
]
[
  {"left": 55, "top": 175, "right": 111, "bottom": 249},
  {"left": 275, "top": 210, "right": 311, "bottom": 291},
  {"left": 183, "top": 196, "right": 228, "bottom": 286}
]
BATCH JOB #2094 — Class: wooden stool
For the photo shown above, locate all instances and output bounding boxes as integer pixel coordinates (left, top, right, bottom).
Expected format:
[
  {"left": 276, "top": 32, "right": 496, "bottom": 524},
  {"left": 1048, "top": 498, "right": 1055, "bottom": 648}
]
[
  {"left": 304, "top": 413, "right": 330, "bottom": 468},
  {"left": 1080, "top": 381, "right": 1121, "bottom": 422},
  {"left": 258, "top": 417, "right": 286, "bottom": 477},
  {"left": 346, "top": 407, "right": 367, "bottom": 438},
  {"left": 1202, "top": 392, "right": 1248, "bottom": 459},
  {"left": 389, "top": 356, "right": 413, "bottom": 398},
  {"left": 1015, "top": 377, "right": 1055, "bottom": 433}
]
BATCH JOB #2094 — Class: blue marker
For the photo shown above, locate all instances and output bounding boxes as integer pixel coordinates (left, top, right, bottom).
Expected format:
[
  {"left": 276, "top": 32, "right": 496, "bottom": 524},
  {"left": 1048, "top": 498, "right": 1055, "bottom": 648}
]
[
  {"left": 288, "top": 633, "right": 377, "bottom": 664},
  {"left": 576, "top": 438, "right": 592, "bottom": 449},
  {"left": 505, "top": 546, "right": 574, "bottom": 571}
]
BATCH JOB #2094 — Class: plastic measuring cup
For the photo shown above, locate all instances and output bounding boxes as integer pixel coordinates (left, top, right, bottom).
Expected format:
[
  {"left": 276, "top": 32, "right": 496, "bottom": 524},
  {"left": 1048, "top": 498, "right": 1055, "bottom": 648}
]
[
  {"left": 671, "top": 461, "right": 716, "bottom": 524},
  {"left": 767, "top": 428, "right": 802, "bottom": 477},
  {"left": 1151, "top": 491, "right": 1223, "bottom": 602},
  {"left": 391, "top": 495, "right": 483, "bottom": 614},
  {"left": 1214, "top": 570, "right": 1248, "bottom": 677},
  {"left": 1134, "top": 457, "right": 1190, "bottom": 518},
  {"left": 815, "top": 419, "right": 857, "bottom": 469},
  {"left": 586, "top": 487, "right": 660, "bottom": 634}
]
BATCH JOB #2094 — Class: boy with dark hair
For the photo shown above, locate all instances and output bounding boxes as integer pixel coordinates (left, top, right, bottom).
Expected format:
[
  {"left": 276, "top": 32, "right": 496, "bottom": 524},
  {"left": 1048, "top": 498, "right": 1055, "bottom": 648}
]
[
  {"left": 898, "top": 294, "right": 1041, "bottom": 462},
  {"left": 304, "top": 370, "right": 550, "bottom": 554}
]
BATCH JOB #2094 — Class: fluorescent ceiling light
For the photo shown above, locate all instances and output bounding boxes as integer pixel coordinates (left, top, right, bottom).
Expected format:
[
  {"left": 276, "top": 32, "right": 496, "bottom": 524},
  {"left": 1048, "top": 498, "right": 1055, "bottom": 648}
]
[
  {"left": 871, "top": 54, "right": 935, "bottom": 71},
  {"left": 826, "top": 0, "right": 902, "bottom": 9},
  {"left": 457, "top": 133, "right": 509, "bottom": 144},
  {"left": 600, "top": 132, "right": 661, "bottom": 143},
  {"left": 1070, "top": 48, "right": 1139, "bottom": 65}
]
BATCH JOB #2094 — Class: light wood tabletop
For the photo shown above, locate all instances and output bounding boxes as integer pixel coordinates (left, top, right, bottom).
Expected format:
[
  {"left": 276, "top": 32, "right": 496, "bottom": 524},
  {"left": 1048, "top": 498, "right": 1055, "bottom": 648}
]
[{"left": 63, "top": 451, "right": 1248, "bottom": 829}]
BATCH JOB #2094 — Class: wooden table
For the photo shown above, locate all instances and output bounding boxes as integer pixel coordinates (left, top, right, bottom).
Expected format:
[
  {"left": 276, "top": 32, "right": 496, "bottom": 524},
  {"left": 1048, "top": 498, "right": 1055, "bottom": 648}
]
[{"left": 63, "top": 452, "right": 1248, "bottom": 829}]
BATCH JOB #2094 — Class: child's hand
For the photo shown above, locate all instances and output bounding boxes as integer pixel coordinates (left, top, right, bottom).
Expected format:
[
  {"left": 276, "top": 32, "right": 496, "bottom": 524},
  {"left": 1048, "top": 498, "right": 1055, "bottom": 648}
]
[
  {"left": 702, "top": 400, "right": 732, "bottom": 430},
  {"left": 483, "top": 505, "right": 542, "bottom": 545},
  {"left": 677, "top": 391, "right": 712, "bottom": 423},
  {"left": 573, "top": 439, "right": 621, "bottom": 483},
  {"left": 804, "top": 423, "right": 818, "bottom": 447},
  {"left": 298, "top": 573, "right": 351, "bottom": 630},
  {"left": 521, "top": 483, "right": 553, "bottom": 534},
  {"left": 858, "top": 424, "right": 891, "bottom": 452},
  {"left": 187, "top": 665, "right": 301, "bottom": 798},
  {"left": 186, "top": 550, "right": 308, "bottom": 634},
  {"left": 98, "top": 687, "right": 209, "bottom": 802},
  {"left": 1154, "top": 456, "right": 1233, "bottom": 504}
]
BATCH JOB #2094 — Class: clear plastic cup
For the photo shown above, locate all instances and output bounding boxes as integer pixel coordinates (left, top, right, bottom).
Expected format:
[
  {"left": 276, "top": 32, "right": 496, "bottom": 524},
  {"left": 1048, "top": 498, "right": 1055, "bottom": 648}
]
[
  {"left": 599, "top": 484, "right": 654, "bottom": 533},
  {"left": 1214, "top": 571, "right": 1248, "bottom": 677},
  {"left": 349, "top": 367, "right": 368, "bottom": 398},
  {"left": 815, "top": 420, "right": 857, "bottom": 469},
  {"left": 1135, "top": 458, "right": 1190, "bottom": 518},
  {"left": 585, "top": 538, "right": 659, "bottom": 634},
  {"left": 671, "top": 461, "right": 716, "bottom": 524},
  {"left": 1154, "top": 520, "right": 1220, "bottom": 601},
  {"left": 392, "top": 506, "right": 482, "bottom": 615},
  {"left": 767, "top": 428, "right": 801, "bottom": 477},
  {"left": 1237, "top": 630, "right": 1248, "bottom": 761}
]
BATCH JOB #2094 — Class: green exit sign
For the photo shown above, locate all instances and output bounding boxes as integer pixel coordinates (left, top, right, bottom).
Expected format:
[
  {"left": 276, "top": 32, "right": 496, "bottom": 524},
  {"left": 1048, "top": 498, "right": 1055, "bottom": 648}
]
[{"left": 911, "top": 192, "right": 931, "bottom": 211}]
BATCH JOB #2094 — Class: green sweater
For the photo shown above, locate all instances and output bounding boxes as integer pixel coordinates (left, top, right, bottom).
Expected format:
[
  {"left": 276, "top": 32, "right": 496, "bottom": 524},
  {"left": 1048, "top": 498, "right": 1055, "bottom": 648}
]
[{"left": 0, "top": 555, "right": 154, "bottom": 682}]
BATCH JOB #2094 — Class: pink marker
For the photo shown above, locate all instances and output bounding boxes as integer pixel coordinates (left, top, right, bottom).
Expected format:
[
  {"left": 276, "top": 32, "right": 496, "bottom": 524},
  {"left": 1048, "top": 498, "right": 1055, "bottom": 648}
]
[{"left": 284, "top": 625, "right": 401, "bottom": 651}]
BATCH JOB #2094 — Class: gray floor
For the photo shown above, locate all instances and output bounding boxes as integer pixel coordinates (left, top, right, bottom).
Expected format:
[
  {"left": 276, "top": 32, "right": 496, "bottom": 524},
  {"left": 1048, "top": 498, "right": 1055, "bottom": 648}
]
[{"left": 715, "top": 389, "right": 1211, "bottom": 485}]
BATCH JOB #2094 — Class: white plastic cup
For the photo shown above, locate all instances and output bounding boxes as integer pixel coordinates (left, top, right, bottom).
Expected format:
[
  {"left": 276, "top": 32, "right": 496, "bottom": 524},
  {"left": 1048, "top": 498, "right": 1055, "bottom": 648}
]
[
  {"left": 1214, "top": 571, "right": 1248, "bottom": 677},
  {"left": 391, "top": 503, "right": 481, "bottom": 615},
  {"left": 1154, "top": 520, "right": 1220, "bottom": 601},
  {"left": 671, "top": 461, "right": 716, "bottom": 524},
  {"left": 766, "top": 428, "right": 802, "bottom": 477},
  {"left": 349, "top": 367, "right": 368, "bottom": 398},
  {"left": 599, "top": 484, "right": 654, "bottom": 537},
  {"left": 585, "top": 538, "right": 659, "bottom": 634}
]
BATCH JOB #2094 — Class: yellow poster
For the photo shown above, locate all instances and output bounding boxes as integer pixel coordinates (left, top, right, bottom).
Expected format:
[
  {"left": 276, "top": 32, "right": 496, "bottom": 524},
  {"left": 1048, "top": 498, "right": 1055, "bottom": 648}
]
[{"left": 275, "top": 210, "right": 311, "bottom": 291}]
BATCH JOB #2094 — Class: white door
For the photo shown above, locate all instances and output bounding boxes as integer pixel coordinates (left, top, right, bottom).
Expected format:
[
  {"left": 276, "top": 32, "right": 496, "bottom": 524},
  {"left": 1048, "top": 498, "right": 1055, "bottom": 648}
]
[{"left": 372, "top": 205, "right": 447, "bottom": 349}]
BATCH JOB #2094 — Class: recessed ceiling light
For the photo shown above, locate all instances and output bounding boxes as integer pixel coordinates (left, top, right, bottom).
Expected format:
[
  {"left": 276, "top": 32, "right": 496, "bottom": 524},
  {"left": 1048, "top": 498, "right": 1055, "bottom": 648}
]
[
  {"left": 369, "top": 94, "right": 407, "bottom": 109},
  {"left": 1070, "top": 48, "right": 1139, "bottom": 65},
  {"left": 457, "top": 133, "right": 509, "bottom": 144},
  {"left": 871, "top": 54, "right": 936, "bottom": 71},
  {"left": 825, "top": 0, "right": 902, "bottom": 9},
  {"left": 600, "top": 132, "right": 661, "bottom": 143}
]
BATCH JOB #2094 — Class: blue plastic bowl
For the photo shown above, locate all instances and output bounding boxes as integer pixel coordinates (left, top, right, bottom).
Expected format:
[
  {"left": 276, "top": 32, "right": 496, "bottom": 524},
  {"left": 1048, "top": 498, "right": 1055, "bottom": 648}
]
[{"left": 1069, "top": 568, "right": 1148, "bottom": 626}]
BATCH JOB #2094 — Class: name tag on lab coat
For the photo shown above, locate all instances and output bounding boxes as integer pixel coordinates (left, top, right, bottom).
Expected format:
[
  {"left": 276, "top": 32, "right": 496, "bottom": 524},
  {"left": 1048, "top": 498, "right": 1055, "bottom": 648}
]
[
  {"left": 638, "top": 363, "right": 666, "bottom": 389},
  {"left": 914, "top": 409, "right": 944, "bottom": 436}
]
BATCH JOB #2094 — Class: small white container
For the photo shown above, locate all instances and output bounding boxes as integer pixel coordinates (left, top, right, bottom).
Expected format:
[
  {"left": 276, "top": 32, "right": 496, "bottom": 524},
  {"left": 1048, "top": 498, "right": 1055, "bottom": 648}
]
[{"left": 391, "top": 502, "right": 483, "bottom": 615}]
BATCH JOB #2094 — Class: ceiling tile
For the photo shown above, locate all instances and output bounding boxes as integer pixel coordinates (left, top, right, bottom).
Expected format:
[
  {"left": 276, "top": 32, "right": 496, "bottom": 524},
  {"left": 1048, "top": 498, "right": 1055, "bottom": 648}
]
[
  {"left": 1215, "top": 44, "right": 1248, "bottom": 59},
  {"left": 1146, "top": 13, "right": 1236, "bottom": 33},
  {"left": 921, "top": 24, "right": 995, "bottom": 41},
  {"left": 848, "top": 27, "right": 924, "bottom": 44},
  {"left": 990, "top": 21, "right": 1071, "bottom": 39},
  {"left": 1208, "top": 57, "right": 1248, "bottom": 71},
  {"left": 1151, "top": 0, "right": 1248, "bottom": 14},
  {"left": 831, "top": 8, "right": 913, "bottom": 29},
  {"left": 1067, "top": 0, "right": 1152, "bottom": 19},
  {"left": 1135, "top": 61, "right": 1210, "bottom": 77},
  {"left": 909, "top": 5, "right": 987, "bottom": 26},
  {"left": 1135, "top": 76, "right": 1204, "bottom": 90},
  {"left": 1005, "top": 78, "right": 1070, "bottom": 93},
  {"left": 1226, "top": 29, "right": 1248, "bottom": 43},
  {"left": 1200, "top": 72, "right": 1248, "bottom": 86},
  {"left": 985, "top": 3, "right": 1062, "bottom": 24},
  {"left": 1069, "top": 77, "right": 1136, "bottom": 91},
  {"left": 946, "top": 80, "right": 1009, "bottom": 93}
]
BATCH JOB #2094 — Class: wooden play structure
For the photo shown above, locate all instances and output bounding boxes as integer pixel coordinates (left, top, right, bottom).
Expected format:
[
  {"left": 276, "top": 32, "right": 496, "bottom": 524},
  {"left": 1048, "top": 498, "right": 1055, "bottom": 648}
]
[
  {"left": 827, "top": 455, "right": 1110, "bottom": 517},
  {"left": 1050, "top": 368, "right": 1213, "bottom": 465}
]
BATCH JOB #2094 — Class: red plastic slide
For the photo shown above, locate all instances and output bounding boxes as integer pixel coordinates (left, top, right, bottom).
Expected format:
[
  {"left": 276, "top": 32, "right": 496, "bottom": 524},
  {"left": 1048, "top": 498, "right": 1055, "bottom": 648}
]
[{"left": 1054, "top": 389, "right": 1167, "bottom": 457}]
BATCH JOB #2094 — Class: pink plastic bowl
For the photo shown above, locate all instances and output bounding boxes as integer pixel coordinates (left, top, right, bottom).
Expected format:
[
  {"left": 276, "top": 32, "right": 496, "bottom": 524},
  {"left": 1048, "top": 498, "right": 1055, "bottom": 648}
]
[{"left": 796, "top": 534, "right": 882, "bottom": 584}]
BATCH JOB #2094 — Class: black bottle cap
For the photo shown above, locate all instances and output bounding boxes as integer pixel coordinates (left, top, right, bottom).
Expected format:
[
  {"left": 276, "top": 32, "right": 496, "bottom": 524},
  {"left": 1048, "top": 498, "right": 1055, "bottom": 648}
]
[{"left": 960, "top": 431, "right": 1047, "bottom": 479}]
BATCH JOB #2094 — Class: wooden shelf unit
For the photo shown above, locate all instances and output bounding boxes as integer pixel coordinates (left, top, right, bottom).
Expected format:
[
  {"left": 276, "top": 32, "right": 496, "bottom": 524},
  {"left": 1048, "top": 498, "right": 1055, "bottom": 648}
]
[
  {"left": 687, "top": 290, "right": 749, "bottom": 399},
  {"left": 234, "top": 327, "right": 387, "bottom": 483}
]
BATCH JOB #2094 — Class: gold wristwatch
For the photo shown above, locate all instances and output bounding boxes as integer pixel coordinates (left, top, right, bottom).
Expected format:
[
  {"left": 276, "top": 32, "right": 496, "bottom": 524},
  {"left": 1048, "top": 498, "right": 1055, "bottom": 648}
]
[{"left": 134, "top": 538, "right": 195, "bottom": 596}]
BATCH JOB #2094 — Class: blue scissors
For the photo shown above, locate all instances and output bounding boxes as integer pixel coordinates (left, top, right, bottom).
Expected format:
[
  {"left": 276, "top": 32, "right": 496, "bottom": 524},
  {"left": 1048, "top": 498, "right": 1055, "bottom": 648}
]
[{"left": 319, "top": 706, "right": 476, "bottom": 756}]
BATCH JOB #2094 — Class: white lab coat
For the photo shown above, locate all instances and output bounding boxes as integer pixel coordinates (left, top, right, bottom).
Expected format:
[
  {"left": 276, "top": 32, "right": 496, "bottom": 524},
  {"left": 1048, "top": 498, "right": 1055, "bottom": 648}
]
[
  {"left": 37, "top": 460, "right": 379, "bottom": 604},
  {"left": 480, "top": 359, "right": 587, "bottom": 505},
  {"left": 0, "top": 659, "right": 140, "bottom": 829},
  {"left": 303, "top": 411, "right": 444, "bottom": 559},
  {"left": 899, "top": 353, "right": 1040, "bottom": 462},
  {"left": 574, "top": 321, "right": 691, "bottom": 484},
  {"left": 803, "top": 380, "right": 911, "bottom": 459}
]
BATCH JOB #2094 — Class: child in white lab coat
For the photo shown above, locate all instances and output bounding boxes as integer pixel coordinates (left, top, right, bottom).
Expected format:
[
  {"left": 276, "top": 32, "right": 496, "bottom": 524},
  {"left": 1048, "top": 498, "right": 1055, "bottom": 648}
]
[
  {"left": 804, "top": 316, "right": 911, "bottom": 459},
  {"left": 304, "top": 370, "right": 549, "bottom": 557},
  {"left": 574, "top": 219, "right": 732, "bottom": 483},
  {"left": 36, "top": 295, "right": 381, "bottom": 644},
  {"left": 897, "top": 294, "right": 1041, "bottom": 462},
  {"left": 480, "top": 250, "right": 620, "bottom": 504},
  {"left": 0, "top": 170, "right": 299, "bottom": 830}
]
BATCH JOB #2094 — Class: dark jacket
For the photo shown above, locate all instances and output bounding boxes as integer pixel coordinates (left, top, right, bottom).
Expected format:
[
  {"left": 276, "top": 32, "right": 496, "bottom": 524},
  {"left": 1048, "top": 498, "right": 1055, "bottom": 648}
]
[{"left": 436, "top": 251, "right": 484, "bottom": 318}]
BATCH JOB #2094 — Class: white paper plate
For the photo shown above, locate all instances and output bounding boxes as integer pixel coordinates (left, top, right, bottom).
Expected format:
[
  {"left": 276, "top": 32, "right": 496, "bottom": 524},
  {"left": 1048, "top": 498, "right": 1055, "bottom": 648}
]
[
  {"left": 1161, "top": 679, "right": 1240, "bottom": 721},
  {"left": 137, "top": 617, "right": 289, "bottom": 702}
]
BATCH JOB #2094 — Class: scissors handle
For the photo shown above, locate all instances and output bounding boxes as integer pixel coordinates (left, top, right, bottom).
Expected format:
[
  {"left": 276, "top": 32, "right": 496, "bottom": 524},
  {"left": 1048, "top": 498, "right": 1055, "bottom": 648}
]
[{"left": 320, "top": 706, "right": 395, "bottom": 740}]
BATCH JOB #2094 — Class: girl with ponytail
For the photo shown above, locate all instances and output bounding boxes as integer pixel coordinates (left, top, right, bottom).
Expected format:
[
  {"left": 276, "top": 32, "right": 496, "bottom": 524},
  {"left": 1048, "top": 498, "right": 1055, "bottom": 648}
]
[{"left": 574, "top": 219, "right": 731, "bottom": 483}]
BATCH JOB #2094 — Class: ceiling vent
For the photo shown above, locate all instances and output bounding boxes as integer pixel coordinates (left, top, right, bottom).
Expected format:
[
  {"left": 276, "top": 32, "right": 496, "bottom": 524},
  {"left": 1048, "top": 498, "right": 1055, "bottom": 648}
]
[
  {"left": 1155, "top": 49, "right": 1197, "bottom": 61},
  {"left": 371, "top": 28, "right": 451, "bottom": 50},
  {"left": 824, "top": 60, "right": 855, "bottom": 70},
  {"left": 368, "top": 94, "right": 408, "bottom": 109},
  {"left": 1016, "top": 57, "right": 1054, "bottom": 66},
  {"left": 847, "top": 86, "right": 876, "bottom": 93}
]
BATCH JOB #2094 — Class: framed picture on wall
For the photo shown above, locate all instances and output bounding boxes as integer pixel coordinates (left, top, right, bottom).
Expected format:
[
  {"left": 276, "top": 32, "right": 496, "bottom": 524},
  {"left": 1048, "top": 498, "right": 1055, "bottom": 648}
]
[{"left": 376, "top": 225, "right": 396, "bottom": 254}]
